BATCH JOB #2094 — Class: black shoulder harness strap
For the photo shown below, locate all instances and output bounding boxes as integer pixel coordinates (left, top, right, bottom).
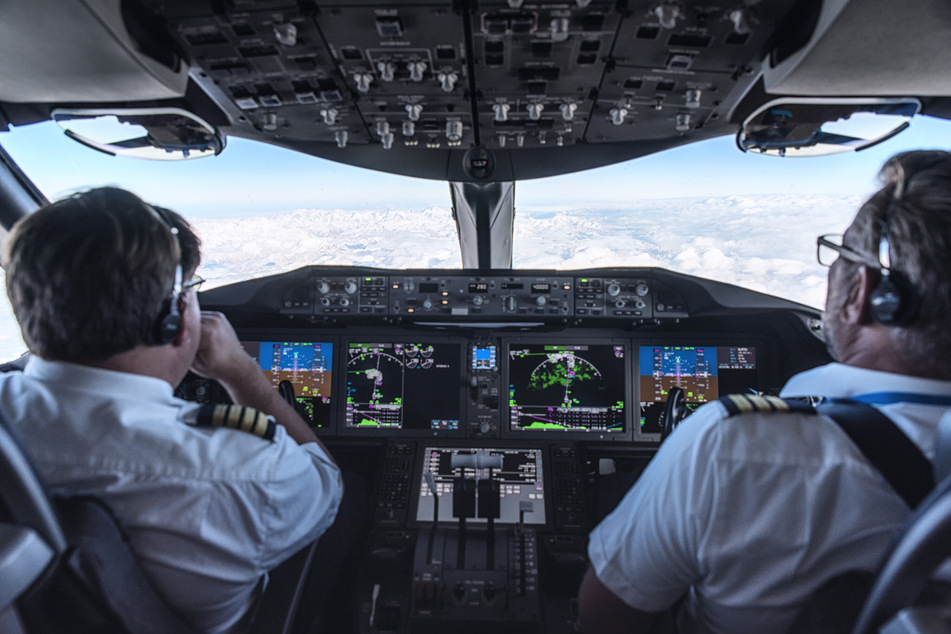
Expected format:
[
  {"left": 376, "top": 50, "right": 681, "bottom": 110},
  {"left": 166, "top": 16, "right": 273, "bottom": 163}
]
[{"left": 718, "top": 394, "right": 934, "bottom": 509}]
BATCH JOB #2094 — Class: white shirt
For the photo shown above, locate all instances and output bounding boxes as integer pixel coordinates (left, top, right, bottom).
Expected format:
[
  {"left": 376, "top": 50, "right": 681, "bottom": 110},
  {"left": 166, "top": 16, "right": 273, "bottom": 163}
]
[
  {"left": 588, "top": 363, "right": 951, "bottom": 634},
  {"left": 0, "top": 357, "right": 343, "bottom": 633}
]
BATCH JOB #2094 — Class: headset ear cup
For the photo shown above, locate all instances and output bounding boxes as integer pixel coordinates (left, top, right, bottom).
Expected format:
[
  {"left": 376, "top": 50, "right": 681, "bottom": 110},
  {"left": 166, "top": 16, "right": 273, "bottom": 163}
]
[
  {"left": 151, "top": 294, "right": 182, "bottom": 345},
  {"left": 869, "top": 274, "right": 908, "bottom": 326}
]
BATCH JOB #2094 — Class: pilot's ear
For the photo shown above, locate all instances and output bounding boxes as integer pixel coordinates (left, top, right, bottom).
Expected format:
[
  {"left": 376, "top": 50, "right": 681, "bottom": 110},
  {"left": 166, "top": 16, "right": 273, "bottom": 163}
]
[
  {"left": 844, "top": 266, "right": 879, "bottom": 325},
  {"left": 172, "top": 295, "right": 196, "bottom": 348}
]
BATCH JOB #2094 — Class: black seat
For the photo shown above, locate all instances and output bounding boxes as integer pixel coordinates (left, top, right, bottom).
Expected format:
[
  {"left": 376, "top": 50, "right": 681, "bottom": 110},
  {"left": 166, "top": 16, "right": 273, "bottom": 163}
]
[
  {"left": 850, "top": 473, "right": 951, "bottom": 634},
  {"left": 0, "top": 411, "right": 316, "bottom": 634}
]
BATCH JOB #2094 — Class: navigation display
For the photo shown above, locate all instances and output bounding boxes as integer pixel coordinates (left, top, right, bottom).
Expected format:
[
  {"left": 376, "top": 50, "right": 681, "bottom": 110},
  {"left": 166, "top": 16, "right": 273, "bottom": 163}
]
[
  {"left": 345, "top": 342, "right": 462, "bottom": 432},
  {"left": 638, "top": 345, "right": 758, "bottom": 434},
  {"left": 415, "top": 447, "right": 545, "bottom": 525},
  {"left": 242, "top": 341, "right": 333, "bottom": 428},
  {"left": 507, "top": 342, "right": 626, "bottom": 435}
]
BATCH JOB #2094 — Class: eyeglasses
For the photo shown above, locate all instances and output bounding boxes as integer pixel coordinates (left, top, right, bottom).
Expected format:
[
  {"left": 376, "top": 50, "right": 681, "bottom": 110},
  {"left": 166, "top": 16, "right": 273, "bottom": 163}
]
[
  {"left": 183, "top": 276, "right": 205, "bottom": 293},
  {"left": 816, "top": 234, "right": 880, "bottom": 269}
]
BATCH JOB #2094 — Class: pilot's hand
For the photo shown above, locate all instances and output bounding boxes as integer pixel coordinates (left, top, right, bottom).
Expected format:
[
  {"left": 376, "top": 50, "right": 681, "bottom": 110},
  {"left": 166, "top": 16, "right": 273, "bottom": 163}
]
[{"left": 190, "top": 311, "right": 257, "bottom": 384}]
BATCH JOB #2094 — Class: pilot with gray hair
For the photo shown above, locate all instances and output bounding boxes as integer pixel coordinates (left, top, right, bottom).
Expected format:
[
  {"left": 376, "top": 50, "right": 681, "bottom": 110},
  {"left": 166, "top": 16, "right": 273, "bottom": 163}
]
[{"left": 578, "top": 150, "right": 951, "bottom": 633}]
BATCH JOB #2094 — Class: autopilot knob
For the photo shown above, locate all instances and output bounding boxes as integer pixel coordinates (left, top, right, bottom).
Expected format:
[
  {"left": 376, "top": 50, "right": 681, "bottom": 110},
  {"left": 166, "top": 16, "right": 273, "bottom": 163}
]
[
  {"left": 635, "top": 283, "right": 650, "bottom": 297},
  {"left": 504, "top": 296, "right": 517, "bottom": 312},
  {"left": 472, "top": 295, "right": 484, "bottom": 306},
  {"left": 344, "top": 281, "right": 358, "bottom": 294},
  {"left": 339, "top": 298, "right": 350, "bottom": 307},
  {"left": 317, "top": 281, "right": 330, "bottom": 294},
  {"left": 607, "top": 283, "right": 621, "bottom": 297},
  {"left": 423, "top": 298, "right": 433, "bottom": 310},
  {"left": 536, "top": 296, "right": 547, "bottom": 307}
]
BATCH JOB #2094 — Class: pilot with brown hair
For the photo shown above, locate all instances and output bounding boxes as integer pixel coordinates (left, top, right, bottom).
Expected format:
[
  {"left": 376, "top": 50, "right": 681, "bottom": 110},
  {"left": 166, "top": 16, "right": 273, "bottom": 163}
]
[
  {"left": 0, "top": 187, "right": 343, "bottom": 633},
  {"left": 578, "top": 151, "right": 951, "bottom": 633}
]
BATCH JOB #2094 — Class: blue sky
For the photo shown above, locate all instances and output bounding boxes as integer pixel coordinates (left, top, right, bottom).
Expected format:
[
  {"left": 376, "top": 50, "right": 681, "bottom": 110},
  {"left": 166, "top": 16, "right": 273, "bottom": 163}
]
[{"left": 2, "top": 115, "right": 951, "bottom": 217}]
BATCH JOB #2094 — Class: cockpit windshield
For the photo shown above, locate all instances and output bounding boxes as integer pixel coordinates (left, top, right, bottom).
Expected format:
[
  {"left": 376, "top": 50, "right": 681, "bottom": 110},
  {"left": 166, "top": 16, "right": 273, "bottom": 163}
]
[{"left": 2, "top": 115, "right": 950, "bottom": 359}]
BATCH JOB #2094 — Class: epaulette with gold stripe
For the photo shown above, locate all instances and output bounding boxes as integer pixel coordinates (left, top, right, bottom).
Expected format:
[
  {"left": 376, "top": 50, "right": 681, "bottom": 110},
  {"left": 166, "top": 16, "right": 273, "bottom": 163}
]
[
  {"left": 194, "top": 404, "right": 276, "bottom": 440},
  {"left": 718, "top": 394, "right": 816, "bottom": 418}
]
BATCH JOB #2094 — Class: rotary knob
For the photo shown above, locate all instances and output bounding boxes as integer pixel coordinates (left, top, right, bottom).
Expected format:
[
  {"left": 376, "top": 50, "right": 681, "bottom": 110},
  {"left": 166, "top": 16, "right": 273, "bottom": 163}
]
[
  {"left": 317, "top": 282, "right": 330, "bottom": 294},
  {"left": 607, "top": 283, "right": 621, "bottom": 297},
  {"left": 344, "top": 281, "right": 357, "bottom": 294},
  {"left": 635, "top": 283, "right": 650, "bottom": 297},
  {"left": 473, "top": 295, "right": 484, "bottom": 306},
  {"left": 423, "top": 298, "right": 433, "bottom": 310},
  {"left": 536, "top": 296, "right": 547, "bottom": 307}
]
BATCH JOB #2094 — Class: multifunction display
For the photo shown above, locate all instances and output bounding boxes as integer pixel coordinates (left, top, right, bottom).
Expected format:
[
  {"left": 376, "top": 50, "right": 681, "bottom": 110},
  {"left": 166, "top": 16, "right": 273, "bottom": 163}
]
[
  {"left": 507, "top": 343, "right": 626, "bottom": 434},
  {"left": 345, "top": 342, "right": 461, "bottom": 432},
  {"left": 638, "top": 345, "right": 758, "bottom": 433},
  {"left": 242, "top": 341, "right": 333, "bottom": 428},
  {"left": 416, "top": 447, "right": 545, "bottom": 525}
]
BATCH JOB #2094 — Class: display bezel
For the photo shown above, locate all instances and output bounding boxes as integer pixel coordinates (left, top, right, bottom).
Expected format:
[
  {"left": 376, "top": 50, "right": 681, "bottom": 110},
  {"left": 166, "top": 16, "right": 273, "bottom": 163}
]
[
  {"left": 633, "top": 337, "right": 769, "bottom": 443},
  {"left": 338, "top": 337, "right": 467, "bottom": 438},
  {"left": 501, "top": 337, "right": 633, "bottom": 442}
]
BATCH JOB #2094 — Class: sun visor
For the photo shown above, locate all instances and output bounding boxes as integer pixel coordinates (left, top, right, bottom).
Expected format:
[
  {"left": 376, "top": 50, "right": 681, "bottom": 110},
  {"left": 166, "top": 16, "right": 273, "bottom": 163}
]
[
  {"left": 0, "top": 0, "right": 187, "bottom": 104},
  {"left": 764, "top": 0, "right": 951, "bottom": 97}
]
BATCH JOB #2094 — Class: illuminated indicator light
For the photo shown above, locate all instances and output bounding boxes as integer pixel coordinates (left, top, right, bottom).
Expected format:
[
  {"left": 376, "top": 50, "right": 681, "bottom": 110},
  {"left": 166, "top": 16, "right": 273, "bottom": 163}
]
[
  {"left": 408, "top": 308, "right": 415, "bottom": 313},
  {"left": 441, "top": 300, "right": 448, "bottom": 305},
  {"left": 442, "top": 291, "right": 449, "bottom": 296},
  {"left": 365, "top": 277, "right": 372, "bottom": 282},
  {"left": 581, "top": 278, "right": 588, "bottom": 283},
  {"left": 392, "top": 284, "right": 399, "bottom": 289}
]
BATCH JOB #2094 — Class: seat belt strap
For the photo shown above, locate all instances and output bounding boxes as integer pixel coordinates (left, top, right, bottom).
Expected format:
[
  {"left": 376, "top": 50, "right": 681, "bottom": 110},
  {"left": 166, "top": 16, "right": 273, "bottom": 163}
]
[{"left": 818, "top": 400, "right": 934, "bottom": 509}]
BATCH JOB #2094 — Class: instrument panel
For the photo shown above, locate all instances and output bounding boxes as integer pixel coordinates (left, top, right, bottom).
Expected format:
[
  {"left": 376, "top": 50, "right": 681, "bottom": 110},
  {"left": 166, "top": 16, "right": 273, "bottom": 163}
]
[{"left": 182, "top": 329, "right": 772, "bottom": 444}]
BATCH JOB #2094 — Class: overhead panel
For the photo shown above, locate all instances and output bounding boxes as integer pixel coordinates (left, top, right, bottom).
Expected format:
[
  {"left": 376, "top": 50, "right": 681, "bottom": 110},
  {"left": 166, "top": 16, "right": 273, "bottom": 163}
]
[
  {"left": 318, "top": 2, "right": 468, "bottom": 151},
  {"left": 473, "top": 1, "right": 619, "bottom": 151},
  {"left": 592, "top": 0, "right": 802, "bottom": 143}
]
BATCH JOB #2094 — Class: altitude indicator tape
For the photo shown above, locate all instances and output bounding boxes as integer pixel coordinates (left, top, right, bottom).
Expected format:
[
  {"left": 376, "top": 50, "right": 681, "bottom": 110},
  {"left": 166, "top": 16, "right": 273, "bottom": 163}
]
[
  {"left": 345, "top": 342, "right": 461, "bottom": 431},
  {"left": 508, "top": 343, "right": 626, "bottom": 433}
]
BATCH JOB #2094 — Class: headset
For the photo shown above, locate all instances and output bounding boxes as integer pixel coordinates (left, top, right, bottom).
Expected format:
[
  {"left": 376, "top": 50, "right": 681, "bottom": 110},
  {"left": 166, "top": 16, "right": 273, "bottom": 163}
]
[
  {"left": 147, "top": 205, "right": 184, "bottom": 345},
  {"left": 868, "top": 185, "right": 918, "bottom": 327}
]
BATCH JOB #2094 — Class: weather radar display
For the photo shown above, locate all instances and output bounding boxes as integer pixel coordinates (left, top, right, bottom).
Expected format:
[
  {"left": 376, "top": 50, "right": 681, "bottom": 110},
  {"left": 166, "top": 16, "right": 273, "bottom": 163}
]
[
  {"left": 346, "top": 342, "right": 461, "bottom": 431},
  {"left": 508, "top": 343, "right": 626, "bottom": 434}
]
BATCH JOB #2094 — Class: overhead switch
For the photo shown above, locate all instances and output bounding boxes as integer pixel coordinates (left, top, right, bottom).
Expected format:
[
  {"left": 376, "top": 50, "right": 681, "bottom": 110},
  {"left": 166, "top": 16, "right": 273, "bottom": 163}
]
[
  {"left": 354, "top": 72, "right": 373, "bottom": 93},
  {"left": 407, "top": 61, "right": 427, "bottom": 82},
  {"left": 653, "top": 3, "right": 683, "bottom": 29},
  {"left": 610, "top": 107, "right": 628, "bottom": 126},
  {"left": 438, "top": 71, "right": 459, "bottom": 92},
  {"left": 273, "top": 23, "right": 297, "bottom": 47},
  {"left": 377, "top": 61, "right": 396, "bottom": 82},
  {"left": 493, "top": 103, "right": 511, "bottom": 122},
  {"left": 320, "top": 108, "right": 338, "bottom": 126},
  {"left": 335, "top": 130, "right": 348, "bottom": 148},
  {"left": 560, "top": 102, "right": 577, "bottom": 121},
  {"left": 406, "top": 104, "right": 423, "bottom": 121},
  {"left": 527, "top": 102, "right": 544, "bottom": 120}
]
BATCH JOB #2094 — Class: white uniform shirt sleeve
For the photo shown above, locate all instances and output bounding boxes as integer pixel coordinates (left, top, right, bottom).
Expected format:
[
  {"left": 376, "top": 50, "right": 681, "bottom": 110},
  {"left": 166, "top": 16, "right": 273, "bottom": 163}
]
[{"left": 588, "top": 403, "right": 723, "bottom": 611}]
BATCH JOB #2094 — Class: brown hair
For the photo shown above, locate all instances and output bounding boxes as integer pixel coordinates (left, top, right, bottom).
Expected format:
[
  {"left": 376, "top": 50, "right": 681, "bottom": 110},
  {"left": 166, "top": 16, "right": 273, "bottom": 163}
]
[{"left": 3, "top": 187, "right": 201, "bottom": 361}]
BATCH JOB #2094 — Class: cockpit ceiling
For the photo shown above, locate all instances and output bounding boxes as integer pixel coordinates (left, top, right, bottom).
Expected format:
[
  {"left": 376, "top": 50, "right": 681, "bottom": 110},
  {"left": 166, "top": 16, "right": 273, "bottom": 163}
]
[{"left": 2, "top": 0, "right": 951, "bottom": 181}]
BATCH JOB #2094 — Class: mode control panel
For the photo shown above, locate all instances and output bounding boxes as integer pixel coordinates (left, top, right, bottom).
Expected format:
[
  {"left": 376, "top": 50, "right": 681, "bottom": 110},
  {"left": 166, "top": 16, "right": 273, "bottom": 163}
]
[
  {"left": 389, "top": 276, "right": 574, "bottom": 319},
  {"left": 574, "top": 277, "right": 653, "bottom": 320}
]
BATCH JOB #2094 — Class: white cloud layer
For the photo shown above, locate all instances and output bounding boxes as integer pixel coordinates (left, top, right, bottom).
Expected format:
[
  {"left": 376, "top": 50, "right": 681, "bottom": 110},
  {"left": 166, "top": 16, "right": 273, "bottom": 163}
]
[{"left": 0, "top": 194, "right": 860, "bottom": 360}]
